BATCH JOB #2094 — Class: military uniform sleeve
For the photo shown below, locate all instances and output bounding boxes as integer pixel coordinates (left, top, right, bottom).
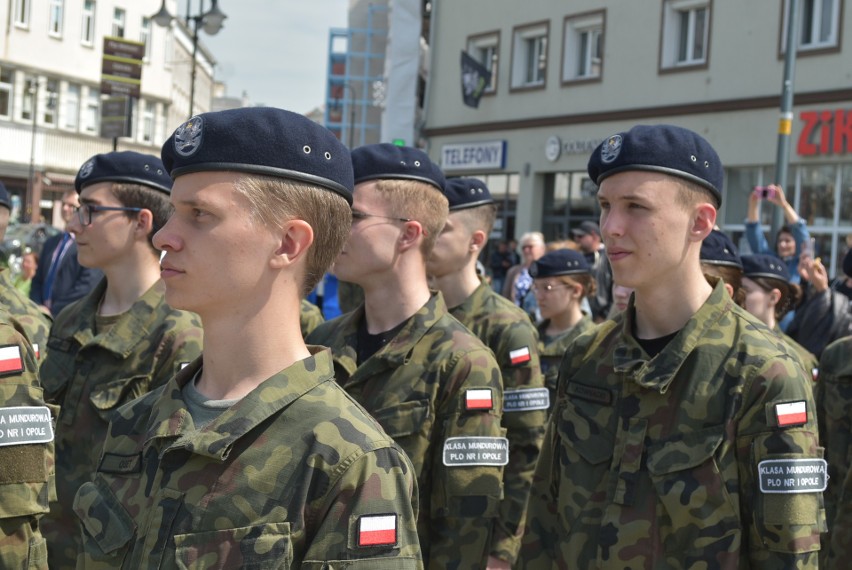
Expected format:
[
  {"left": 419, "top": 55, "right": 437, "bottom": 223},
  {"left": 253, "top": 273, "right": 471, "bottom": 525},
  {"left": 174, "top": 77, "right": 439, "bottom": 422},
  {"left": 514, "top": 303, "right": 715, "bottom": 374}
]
[
  {"left": 149, "top": 312, "right": 204, "bottom": 387},
  {"left": 430, "top": 345, "right": 505, "bottom": 569},
  {"left": 0, "top": 327, "right": 55, "bottom": 570},
  {"left": 489, "top": 322, "right": 546, "bottom": 563},
  {"left": 737, "top": 352, "right": 825, "bottom": 568},
  {"left": 302, "top": 445, "right": 422, "bottom": 569}
]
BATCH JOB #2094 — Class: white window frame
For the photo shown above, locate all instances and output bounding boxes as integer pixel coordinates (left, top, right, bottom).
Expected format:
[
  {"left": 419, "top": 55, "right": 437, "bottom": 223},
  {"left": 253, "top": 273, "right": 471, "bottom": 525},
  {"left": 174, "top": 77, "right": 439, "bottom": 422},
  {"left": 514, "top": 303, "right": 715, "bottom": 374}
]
[
  {"left": 140, "top": 17, "right": 152, "bottom": 61},
  {"left": 142, "top": 100, "right": 155, "bottom": 143},
  {"left": 14, "top": 0, "right": 30, "bottom": 29},
  {"left": 84, "top": 88, "right": 99, "bottom": 134},
  {"left": 112, "top": 7, "right": 126, "bottom": 38},
  {"left": 781, "top": 0, "right": 840, "bottom": 52},
  {"left": 467, "top": 32, "right": 500, "bottom": 94},
  {"left": 0, "top": 67, "right": 13, "bottom": 119},
  {"left": 81, "top": 0, "right": 95, "bottom": 46},
  {"left": 64, "top": 83, "right": 80, "bottom": 131},
  {"left": 49, "top": 0, "right": 64, "bottom": 38},
  {"left": 511, "top": 22, "right": 549, "bottom": 89},
  {"left": 660, "top": 0, "right": 711, "bottom": 69},
  {"left": 43, "top": 79, "right": 59, "bottom": 126},
  {"left": 21, "top": 75, "right": 37, "bottom": 122},
  {"left": 562, "top": 11, "right": 604, "bottom": 82}
]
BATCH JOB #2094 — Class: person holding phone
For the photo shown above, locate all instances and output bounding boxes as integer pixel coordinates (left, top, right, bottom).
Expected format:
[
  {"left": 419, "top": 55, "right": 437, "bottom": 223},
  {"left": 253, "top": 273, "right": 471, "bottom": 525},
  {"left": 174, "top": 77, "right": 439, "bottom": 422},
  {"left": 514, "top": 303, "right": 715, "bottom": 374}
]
[{"left": 745, "top": 183, "right": 810, "bottom": 285}]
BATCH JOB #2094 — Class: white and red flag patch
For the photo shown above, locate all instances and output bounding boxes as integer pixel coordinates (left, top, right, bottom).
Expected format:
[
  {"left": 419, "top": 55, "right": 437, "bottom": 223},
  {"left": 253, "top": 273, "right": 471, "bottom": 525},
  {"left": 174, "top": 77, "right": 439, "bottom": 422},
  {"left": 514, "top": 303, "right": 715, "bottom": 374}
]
[
  {"left": 465, "top": 389, "right": 493, "bottom": 410},
  {"left": 0, "top": 345, "right": 23, "bottom": 374},
  {"left": 32, "top": 344, "right": 40, "bottom": 360},
  {"left": 776, "top": 401, "right": 808, "bottom": 427},
  {"left": 357, "top": 514, "right": 397, "bottom": 547},
  {"left": 509, "top": 346, "right": 531, "bottom": 365}
]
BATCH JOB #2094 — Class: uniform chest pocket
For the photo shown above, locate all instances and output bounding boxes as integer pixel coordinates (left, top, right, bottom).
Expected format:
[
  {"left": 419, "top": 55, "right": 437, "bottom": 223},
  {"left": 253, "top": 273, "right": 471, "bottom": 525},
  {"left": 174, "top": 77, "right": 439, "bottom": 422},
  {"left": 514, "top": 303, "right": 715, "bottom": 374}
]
[
  {"left": 89, "top": 375, "right": 151, "bottom": 423},
  {"left": 73, "top": 477, "right": 135, "bottom": 565},
  {"left": 173, "top": 522, "right": 292, "bottom": 570},
  {"left": 646, "top": 427, "right": 741, "bottom": 557},
  {"left": 371, "top": 400, "right": 431, "bottom": 440}
]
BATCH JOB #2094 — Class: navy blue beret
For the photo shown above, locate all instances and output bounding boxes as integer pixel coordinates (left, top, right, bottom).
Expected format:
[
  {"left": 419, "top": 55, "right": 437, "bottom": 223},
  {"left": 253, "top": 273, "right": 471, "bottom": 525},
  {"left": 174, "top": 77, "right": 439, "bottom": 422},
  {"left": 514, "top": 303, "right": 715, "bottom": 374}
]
[
  {"left": 0, "top": 181, "right": 10, "bottom": 210},
  {"left": 843, "top": 248, "right": 852, "bottom": 279},
  {"left": 571, "top": 220, "right": 600, "bottom": 238},
  {"left": 351, "top": 143, "right": 445, "bottom": 192},
  {"left": 76, "top": 151, "right": 172, "bottom": 194},
  {"left": 162, "top": 107, "right": 353, "bottom": 204},
  {"left": 741, "top": 254, "right": 790, "bottom": 283},
  {"left": 700, "top": 229, "right": 742, "bottom": 269},
  {"left": 444, "top": 177, "right": 494, "bottom": 211},
  {"left": 588, "top": 124, "right": 723, "bottom": 206},
  {"left": 529, "top": 248, "right": 590, "bottom": 278}
]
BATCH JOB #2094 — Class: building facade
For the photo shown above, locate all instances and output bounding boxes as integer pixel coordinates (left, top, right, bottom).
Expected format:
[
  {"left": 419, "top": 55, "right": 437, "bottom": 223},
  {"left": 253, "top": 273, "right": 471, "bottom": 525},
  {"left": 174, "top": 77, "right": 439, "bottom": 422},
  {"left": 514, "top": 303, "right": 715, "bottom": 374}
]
[
  {"left": 0, "top": 0, "right": 215, "bottom": 224},
  {"left": 423, "top": 0, "right": 852, "bottom": 277}
]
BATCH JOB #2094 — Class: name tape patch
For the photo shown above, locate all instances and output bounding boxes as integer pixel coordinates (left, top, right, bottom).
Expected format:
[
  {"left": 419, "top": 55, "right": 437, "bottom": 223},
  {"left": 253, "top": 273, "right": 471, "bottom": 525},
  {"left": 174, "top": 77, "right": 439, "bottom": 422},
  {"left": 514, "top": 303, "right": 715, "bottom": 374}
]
[
  {"left": 758, "top": 459, "right": 828, "bottom": 494},
  {"left": 0, "top": 345, "right": 24, "bottom": 375},
  {"left": 566, "top": 381, "right": 612, "bottom": 405},
  {"left": 465, "top": 389, "right": 493, "bottom": 411},
  {"left": 99, "top": 452, "right": 143, "bottom": 474},
  {"left": 509, "top": 346, "right": 531, "bottom": 366},
  {"left": 504, "top": 388, "right": 550, "bottom": 412},
  {"left": 357, "top": 514, "right": 397, "bottom": 547},
  {"left": 0, "top": 406, "right": 54, "bottom": 447},
  {"left": 775, "top": 401, "right": 808, "bottom": 427},
  {"left": 443, "top": 436, "right": 509, "bottom": 467}
]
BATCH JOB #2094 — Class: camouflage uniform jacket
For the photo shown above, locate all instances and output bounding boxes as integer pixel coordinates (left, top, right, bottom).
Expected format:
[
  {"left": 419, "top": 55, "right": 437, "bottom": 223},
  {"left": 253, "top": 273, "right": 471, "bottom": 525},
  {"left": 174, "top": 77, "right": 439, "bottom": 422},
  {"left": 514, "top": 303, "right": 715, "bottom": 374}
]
[
  {"left": 0, "top": 310, "right": 56, "bottom": 570},
  {"left": 0, "top": 268, "right": 51, "bottom": 362},
  {"left": 537, "top": 315, "right": 595, "bottom": 408},
  {"left": 519, "top": 281, "right": 825, "bottom": 569},
  {"left": 39, "top": 279, "right": 203, "bottom": 570},
  {"left": 774, "top": 325, "right": 818, "bottom": 379},
  {"left": 815, "top": 336, "right": 852, "bottom": 569},
  {"left": 307, "top": 291, "right": 506, "bottom": 570},
  {"left": 73, "top": 348, "right": 422, "bottom": 569},
  {"left": 448, "top": 279, "right": 545, "bottom": 563},
  {"left": 300, "top": 299, "right": 324, "bottom": 338}
]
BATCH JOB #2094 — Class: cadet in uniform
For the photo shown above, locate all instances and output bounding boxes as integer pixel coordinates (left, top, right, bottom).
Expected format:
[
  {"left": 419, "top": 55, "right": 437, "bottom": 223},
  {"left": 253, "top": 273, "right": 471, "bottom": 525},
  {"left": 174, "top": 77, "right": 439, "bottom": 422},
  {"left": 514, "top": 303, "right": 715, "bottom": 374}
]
[
  {"left": 529, "top": 248, "right": 596, "bottom": 408},
  {"left": 426, "top": 177, "right": 545, "bottom": 568},
  {"left": 815, "top": 249, "right": 852, "bottom": 569},
  {"left": 299, "top": 298, "right": 324, "bottom": 338},
  {"left": 519, "top": 124, "right": 824, "bottom": 568},
  {"left": 73, "top": 108, "right": 421, "bottom": 568},
  {"left": 0, "top": 311, "right": 54, "bottom": 570},
  {"left": 700, "top": 228, "right": 746, "bottom": 305},
  {"left": 307, "top": 144, "right": 505, "bottom": 569},
  {"left": 40, "top": 152, "right": 204, "bottom": 569},
  {"left": 0, "top": 182, "right": 51, "bottom": 361}
]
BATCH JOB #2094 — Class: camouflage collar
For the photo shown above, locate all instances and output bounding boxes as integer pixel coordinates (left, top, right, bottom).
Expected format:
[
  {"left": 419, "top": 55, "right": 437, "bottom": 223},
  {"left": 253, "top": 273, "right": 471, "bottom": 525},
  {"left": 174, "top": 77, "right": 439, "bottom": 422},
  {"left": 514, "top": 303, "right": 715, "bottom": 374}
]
[{"left": 613, "top": 280, "right": 731, "bottom": 393}]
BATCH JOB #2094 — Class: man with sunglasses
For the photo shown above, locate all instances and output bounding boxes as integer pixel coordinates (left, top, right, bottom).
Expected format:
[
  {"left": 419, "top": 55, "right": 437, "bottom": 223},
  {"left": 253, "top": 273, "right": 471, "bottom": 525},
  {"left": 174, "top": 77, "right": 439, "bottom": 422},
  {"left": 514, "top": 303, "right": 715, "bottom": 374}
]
[
  {"left": 39, "top": 151, "right": 203, "bottom": 570},
  {"left": 307, "top": 144, "right": 505, "bottom": 569}
]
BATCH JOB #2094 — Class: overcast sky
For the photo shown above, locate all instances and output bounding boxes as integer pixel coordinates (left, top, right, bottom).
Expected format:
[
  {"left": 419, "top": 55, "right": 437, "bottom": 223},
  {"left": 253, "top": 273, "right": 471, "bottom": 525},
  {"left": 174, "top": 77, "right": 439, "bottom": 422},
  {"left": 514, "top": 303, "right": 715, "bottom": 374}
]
[{"left": 203, "top": 1, "right": 349, "bottom": 114}]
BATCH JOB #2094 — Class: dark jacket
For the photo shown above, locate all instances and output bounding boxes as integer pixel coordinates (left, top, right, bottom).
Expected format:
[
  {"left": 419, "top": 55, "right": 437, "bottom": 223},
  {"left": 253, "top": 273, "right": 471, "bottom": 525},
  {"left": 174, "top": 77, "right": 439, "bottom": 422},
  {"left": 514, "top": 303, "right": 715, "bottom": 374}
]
[
  {"left": 788, "top": 285, "right": 852, "bottom": 359},
  {"left": 30, "top": 232, "right": 102, "bottom": 316}
]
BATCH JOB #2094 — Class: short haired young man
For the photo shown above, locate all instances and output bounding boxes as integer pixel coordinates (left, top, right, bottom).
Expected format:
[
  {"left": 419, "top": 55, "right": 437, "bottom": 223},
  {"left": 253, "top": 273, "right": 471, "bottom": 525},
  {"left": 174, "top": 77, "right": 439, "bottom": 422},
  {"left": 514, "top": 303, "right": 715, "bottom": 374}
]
[
  {"left": 0, "top": 181, "right": 51, "bottom": 360},
  {"left": 519, "top": 125, "right": 823, "bottom": 568},
  {"left": 426, "top": 177, "right": 545, "bottom": 569},
  {"left": 307, "top": 144, "right": 505, "bottom": 569},
  {"left": 39, "top": 152, "right": 204, "bottom": 569},
  {"left": 73, "top": 109, "right": 421, "bottom": 568}
]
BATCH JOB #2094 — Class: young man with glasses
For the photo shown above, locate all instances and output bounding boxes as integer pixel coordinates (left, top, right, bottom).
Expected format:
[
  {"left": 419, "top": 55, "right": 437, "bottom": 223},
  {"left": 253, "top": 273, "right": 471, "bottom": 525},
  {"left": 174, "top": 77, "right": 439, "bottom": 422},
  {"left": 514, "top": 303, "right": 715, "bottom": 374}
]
[
  {"left": 30, "top": 187, "right": 102, "bottom": 316},
  {"left": 426, "top": 177, "right": 545, "bottom": 569},
  {"left": 307, "top": 145, "right": 506, "bottom": 569},
  {"left": 39, "top": 151, "right": 203, "bottom": 570}
]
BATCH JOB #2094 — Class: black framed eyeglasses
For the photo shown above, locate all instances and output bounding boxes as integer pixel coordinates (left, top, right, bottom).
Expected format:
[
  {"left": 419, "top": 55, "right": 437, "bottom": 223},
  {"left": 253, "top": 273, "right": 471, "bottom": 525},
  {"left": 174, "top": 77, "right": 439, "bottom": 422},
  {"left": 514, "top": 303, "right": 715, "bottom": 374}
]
[
  {"left": 351, "top": 209, "right": 412, "bottom": 224},
  {"left": 76, "top": 204, "right": 143, "bottom": 226}
]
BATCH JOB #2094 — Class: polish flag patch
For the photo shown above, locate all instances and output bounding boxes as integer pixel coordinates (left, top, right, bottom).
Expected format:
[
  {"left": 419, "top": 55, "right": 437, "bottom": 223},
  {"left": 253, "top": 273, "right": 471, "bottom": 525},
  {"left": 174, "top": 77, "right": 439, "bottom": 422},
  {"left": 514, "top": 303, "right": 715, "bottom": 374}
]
[
  {"left": 465, "top": 389, "right": 493, "bottom": 410},
  {"left": 0, "top": 345, "right": 23, "bottom": 374},
  {"left": 776, "top": 401, "right": 808, "bottom": 427},
  {"left": 357, "top": 514, "right": 397, "bottom": 547},
  {"left": 509, "top": 346, "right": 531, "bottom": 365},
  {"left": 32, "top": 344, "right": 40, "bottom": 360}
]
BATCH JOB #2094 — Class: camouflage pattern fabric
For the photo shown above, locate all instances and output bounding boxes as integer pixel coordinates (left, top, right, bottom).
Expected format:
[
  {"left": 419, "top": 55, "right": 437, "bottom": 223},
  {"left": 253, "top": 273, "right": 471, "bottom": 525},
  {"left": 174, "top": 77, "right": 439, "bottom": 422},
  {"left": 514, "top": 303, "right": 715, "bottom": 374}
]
[
  {"left": 300, "top": 299, "right": 324, "bottom": 338},
  {"left": 337, "top": 279, "right": 365, "bottom": 315},
  {"left": 448, "top": 278, "right": 545, "bottom": 564},
  {"left": 776, "top": 326, "right": 818, "bottom": 379},
  {"left": 519, "top": 281, "right": 824, "bottom": 569},
  {"left": 537, "top": 314, "right": 595, "bottom": 411},
  {"left": 0, "top": 268, "right": 51, "bottom": 363},
  {"left": 0, "top": 310, "right": 56, "bottom": 570},
  {"left": 815, "top": 335, "right": 852, "bottom": 569},
  {"left": 307, "top": 291, "right": 505, "bottom": 569},
  {"left": 73, "top": 348, "right": 422, "bottom": 569},
  {"left": 39, "top": 279, "right": 203, "bottom": 570}
]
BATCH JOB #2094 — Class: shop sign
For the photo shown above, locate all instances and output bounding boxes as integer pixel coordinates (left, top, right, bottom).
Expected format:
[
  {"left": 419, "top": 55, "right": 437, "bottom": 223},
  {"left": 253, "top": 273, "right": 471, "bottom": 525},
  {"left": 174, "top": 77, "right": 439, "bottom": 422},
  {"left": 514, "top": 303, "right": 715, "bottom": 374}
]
[
  {"left": 798, "top": 109, "right": 852, "bottom": 156},
  {"left": 441, "top": 141, "right": 506, "bottom": 171},
  {"left": 544, "top": 135, "right": 602, "bottom": 162}
]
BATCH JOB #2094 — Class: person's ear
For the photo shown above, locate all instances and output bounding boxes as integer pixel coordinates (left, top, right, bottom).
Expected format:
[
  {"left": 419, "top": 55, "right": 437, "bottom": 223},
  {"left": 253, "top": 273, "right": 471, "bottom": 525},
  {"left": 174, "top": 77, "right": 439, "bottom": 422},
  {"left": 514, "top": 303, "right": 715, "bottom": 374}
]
[
  {"left": 135, "top": 209, "right": 154, "bottom": 238},
  {"left": 470, "top": 230, "right": 487, "bottom": 253},
  {"left": 270, "top": 219, "right": 314, "bottom": 269},
  {"left": 689, "top": 203, "right": 717, "bottom": 242},
  {"left": 398, "top": 221, "right": 424, "bottom": 252},
  {"left": 768, "top": 288, "right": 782, "bottom": 306}
]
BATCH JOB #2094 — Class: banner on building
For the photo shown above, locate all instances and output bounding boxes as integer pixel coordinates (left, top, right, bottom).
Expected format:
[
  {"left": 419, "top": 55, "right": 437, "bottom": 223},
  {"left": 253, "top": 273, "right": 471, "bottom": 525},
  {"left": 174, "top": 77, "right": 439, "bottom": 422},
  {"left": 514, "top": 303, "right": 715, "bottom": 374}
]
[{"left": 460, "top": 51, "right": 492, "bottom": 109}]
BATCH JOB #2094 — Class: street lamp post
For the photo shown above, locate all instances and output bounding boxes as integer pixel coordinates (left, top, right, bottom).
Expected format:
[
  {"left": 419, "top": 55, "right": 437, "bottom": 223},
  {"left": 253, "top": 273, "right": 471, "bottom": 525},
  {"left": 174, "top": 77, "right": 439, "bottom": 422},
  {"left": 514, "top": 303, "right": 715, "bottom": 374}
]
[
  {"left": 152, "top": 0, "right": 226, "bottom": 118},
  {"left": 26, "top": 78, "right": 39, "bottom": 223}
]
